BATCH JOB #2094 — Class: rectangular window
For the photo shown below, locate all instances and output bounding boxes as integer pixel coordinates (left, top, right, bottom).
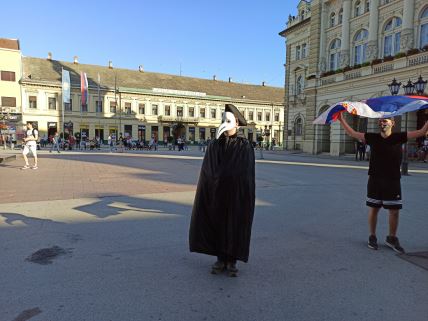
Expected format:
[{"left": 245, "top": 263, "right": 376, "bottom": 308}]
[
  {"left": 124, "top": 125, "right": 132, "bottom": 137},
  {"left": 125, "top": 102, "right": 132, "bottom": 115},
  {"left": 188, "top": 127, "right": 195, "bottom": 141},
  {"left": 110, "top": 101, "right": 117, "bottom": 113},
  {"left": 296, "top": 46, "right": 301, "bottom": 60},
  {"left": 1, "top": 71, "right": 15, "bottom": 82},
  {"left": 275, "top": 113, "right": 279, "bottom": 122},
  {"left": 139, "top": 103, "right": 145, "bottom": 114},
  {"left": 200, "top": 108, "right": 206, "bottom": 118},
  {"left": 48, "top": 97, "right": 56, "bottom": 110},
  {"left": 257, "top": 112, "right": 262, "bottom": 121},
  {"left": 164, "top": 105, "right": 170, "bottom": 116},
  {"left": 384, "top": 35, "right": 392, "bottom": 57},
  {"left": 96, "top": 100, "right": 103, "bottom": 113},
  {"left": 266, "top": 112, "right": 270, "bottom": 122},
  {"left": 177, "top": 106, "right": 183, "bottom": 117},
  {"left": 394, "top": 32, "right": 401, "bottom": 54},
  {"left": 249, "top": 111, "right": 254, "bottom": 121},
  {"left": 152, "top": 104, "right": 158, "bottom": 115},
  {"left": 1, "top": 96, "right": 16, "bottom": 107},
  {"left": 29, "top": 96, "right": 37, "bottom": 109},
  {"left": 211, "top": 108, "right": 216, "bottom": 119},
  {"left": 65, "top": 98, "right": 72, "bottom": 111},
  {"left": 302, "top": 44, "right": 307, "bottom": 58},
  {"left": 189, "top": 107, "right": 194, "bottom": 117}
]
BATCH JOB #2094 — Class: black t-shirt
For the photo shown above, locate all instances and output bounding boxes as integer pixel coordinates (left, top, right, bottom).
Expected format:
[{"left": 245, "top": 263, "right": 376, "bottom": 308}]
[{"left": 365, "top": 132, "right": 407, "bottom": 179}]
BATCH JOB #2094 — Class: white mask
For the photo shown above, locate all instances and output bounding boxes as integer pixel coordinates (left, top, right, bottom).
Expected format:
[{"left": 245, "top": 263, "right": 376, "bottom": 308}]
[{"left": 216, "top": 112, "right": 237, "bottom": 139}]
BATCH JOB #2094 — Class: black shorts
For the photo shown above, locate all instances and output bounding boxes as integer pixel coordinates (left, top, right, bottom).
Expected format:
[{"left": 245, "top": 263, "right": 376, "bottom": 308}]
[{"left": 366, "top": 176, "right": 402, "bottom": 209}]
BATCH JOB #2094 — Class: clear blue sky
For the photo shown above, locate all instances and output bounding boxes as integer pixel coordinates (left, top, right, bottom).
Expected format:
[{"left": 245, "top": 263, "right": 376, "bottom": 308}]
[{"left": 2, "top": 0, "right": 299, "bottom": 87}]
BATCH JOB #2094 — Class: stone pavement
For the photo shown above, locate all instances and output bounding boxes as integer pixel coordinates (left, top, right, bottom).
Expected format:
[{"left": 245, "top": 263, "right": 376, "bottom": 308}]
[{"left": 0, "top": 149, "right": 427, "bottom": 321}]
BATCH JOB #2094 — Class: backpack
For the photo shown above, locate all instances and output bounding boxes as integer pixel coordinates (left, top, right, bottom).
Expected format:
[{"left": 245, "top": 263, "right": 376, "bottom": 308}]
[{"left": 27, "top": 129, "right": 39, "bottom": 142}]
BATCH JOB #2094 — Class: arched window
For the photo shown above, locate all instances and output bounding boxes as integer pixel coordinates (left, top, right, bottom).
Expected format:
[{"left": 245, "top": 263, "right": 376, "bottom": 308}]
[
  {"left": 296, "top": 76, "right": 304, "bottom": 95},
  {"left": 353, "top": 29, "right": 369, "bottom": 64},
  {"left": 338, "top": 8, "right": 343, "bottom": 24},
  {"left": 301, "top": 10, "right": 305, "bottom": 20},
  {"left": 296, "top": 45, "right": 301, "bottom": 60},
  {"left": 355, "top": 1, "right": 361, "bottom": 17},
  {"left": 383, "top": 17, "right": 402, "bottom": 57},
  {"left": 330, "top": 12, "right": 336, "bottom": 27},
  {"left": 295, "top": 117, "right": 303, "bottom": 136},
  {"left": 329, "top": 39, "right": 342, "bottom": 71},
  {"left": 421, "top": 7, "right": 428, "bottom": 48}
]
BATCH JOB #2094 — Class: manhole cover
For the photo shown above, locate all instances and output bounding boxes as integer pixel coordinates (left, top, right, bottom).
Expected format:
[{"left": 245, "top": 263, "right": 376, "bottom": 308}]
[
  {"left": 398, "top": 251, "right": 428, "bottom": 271},
  {"left": 26, "top": 246, "right": 72, "bottom": 265}
]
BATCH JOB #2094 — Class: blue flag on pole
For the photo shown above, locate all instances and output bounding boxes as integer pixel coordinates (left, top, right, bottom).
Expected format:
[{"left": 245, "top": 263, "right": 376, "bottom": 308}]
[{"left": 62, "top": 69, "right": 71, "bottom": 103}]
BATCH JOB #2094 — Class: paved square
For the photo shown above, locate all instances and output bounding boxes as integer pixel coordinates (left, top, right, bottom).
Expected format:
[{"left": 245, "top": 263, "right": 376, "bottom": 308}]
[{"left": 1, "top": 150, "right": 427, "bottom": 321}]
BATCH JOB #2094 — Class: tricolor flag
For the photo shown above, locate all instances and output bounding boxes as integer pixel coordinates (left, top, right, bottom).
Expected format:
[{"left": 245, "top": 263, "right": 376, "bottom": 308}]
[
  {"left": 313, "top": 95, "right": 428, "bottom": 125},
  {"left": 62, "top": 69, "right": 71, "bottom": 103},
  {"left": 80, "top": 72, "right": 88, "bottom": 107}
]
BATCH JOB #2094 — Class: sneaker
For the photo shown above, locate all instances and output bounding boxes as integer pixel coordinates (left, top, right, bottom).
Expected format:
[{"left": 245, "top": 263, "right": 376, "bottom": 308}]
[
  {"left": 368, "top": 235, "right": 378, "bottom": 250},
  {"left": 226, "top": 262, "right": 238, "bottom": 277},
  {"left": 21, "top": 165, "right": 30, "bottom": 170},
  {"left": 211, "top": 260, "right": 225, "bottom": 275},
  {"left": 31, "top": 166, "right": 38, "bottom": 170},
  {"left": 385, "top": 236, "right": 405, "bottom": 254}
]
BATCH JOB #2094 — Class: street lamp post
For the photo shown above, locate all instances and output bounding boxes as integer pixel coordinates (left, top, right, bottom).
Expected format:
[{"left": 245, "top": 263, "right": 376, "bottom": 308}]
[{"left": 390, "top": 76, "right": 427, "bottom": 176}]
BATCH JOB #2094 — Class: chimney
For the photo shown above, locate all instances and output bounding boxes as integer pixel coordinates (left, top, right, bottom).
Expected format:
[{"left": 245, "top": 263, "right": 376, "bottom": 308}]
[
  {"left": 228, "top": 77, "right": 232, "bottom": 83},
  {"left": 108, "top": 60, "right": 113, "bottom": 69},
  {"left": 138, "top": 65, "right": 144, "bottom": 72},
  {"left": 47, "top": 52, "right": 52, "bottom": 60},
  {"left": 213, "top": 75, "right": 217, "bottom": 81},
  {"left": 262, "top": 81, "right": 266, "bottom": 86},
  {"left": 73, "top": 56, "right": 78, "bottom": 64}
]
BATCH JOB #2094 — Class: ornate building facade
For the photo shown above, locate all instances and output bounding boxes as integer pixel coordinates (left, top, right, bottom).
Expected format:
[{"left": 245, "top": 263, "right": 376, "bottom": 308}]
[
  {"left": 0, "top": 39, "right": 284, "bottom": 145},
  {"left": 280, "top": 0, "right": 428, "bottom": 155}
]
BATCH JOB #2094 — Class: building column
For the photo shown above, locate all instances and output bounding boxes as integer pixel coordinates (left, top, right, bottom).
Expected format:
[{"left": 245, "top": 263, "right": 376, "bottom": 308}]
[
  {"left": 367, "top": 0, "right": 380, "bottom": 60},
  {"left": 318, "top": 1, "right": 328, "bottom": 74},
  {"left": 340, "top": 0, "right": 352, "bottom": 67},
  {"left": 401, "top": 0, "right": 415, "bottom": 52}
]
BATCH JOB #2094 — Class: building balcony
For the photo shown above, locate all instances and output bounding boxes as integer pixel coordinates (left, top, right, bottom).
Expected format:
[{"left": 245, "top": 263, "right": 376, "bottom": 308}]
[{"left": 319, "top": 50, "right": 428, "bottom": 87}]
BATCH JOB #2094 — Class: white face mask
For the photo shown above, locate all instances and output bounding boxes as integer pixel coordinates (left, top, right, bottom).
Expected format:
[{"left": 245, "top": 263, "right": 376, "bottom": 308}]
[{"left": 216, "top": 112, "right": 237, "bottom": 139}]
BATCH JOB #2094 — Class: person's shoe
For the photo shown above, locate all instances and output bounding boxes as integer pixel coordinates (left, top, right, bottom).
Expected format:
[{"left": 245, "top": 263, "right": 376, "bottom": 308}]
[
  {"left": 385, "top": 236, "right": 405, "bottom": 254},
  {"left": 211, "top": 260, "right": 225, "bottom": 275},
  {"left": 31, "top": 166, "right": 38, "bottom": 170},
  {"left": 21, "top": 165, "right": 30, "bottom": 170},
  {"left": 368, "top": 235, "right": 378, "bottom": 250},
  {"left": 226, "top": 262, "right": 238, "bottom": 277},
  {"left": 49, "top": 150, "right": 52, "bottom": 153}
]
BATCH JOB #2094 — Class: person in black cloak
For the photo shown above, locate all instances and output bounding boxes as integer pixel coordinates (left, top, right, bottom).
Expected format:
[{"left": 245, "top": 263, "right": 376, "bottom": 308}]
[{"left": 189, "top": 104, "right": 255, "bottom": 277}]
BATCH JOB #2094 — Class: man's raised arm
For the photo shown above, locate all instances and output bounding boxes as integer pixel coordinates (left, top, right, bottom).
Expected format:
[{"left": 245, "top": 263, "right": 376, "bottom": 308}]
[
  {"left": 337, "top": 112, "right": 365, "bottom": 141},
  {"left": 407, "top": 121, "right": 428, "bottom": 140}
]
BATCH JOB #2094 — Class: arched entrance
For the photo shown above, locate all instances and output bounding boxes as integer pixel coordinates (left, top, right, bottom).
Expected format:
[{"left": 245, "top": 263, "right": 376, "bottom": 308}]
[
  {"left": 316, "top": 105, "right": 331, "bottom": 153},
  {"left": 172, "top": 123, "right": 186, "bottom": 139}
]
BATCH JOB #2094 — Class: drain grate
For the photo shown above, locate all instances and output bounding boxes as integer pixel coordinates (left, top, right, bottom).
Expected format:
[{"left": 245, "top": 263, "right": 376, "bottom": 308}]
[{"left": 398, "top": 252, "right": 428, "bottom": 271}]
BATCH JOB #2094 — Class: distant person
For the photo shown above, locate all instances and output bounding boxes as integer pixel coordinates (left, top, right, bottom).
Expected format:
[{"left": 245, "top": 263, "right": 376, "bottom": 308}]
[
  {"left": 49, "top": 132, "right": 60, "bottom": 153},
  {"left": 22, "top": 123, "right": 38, "bottom": 170},
  {"left": 338, "top": 113, "right": 428, "bottom": 253}
]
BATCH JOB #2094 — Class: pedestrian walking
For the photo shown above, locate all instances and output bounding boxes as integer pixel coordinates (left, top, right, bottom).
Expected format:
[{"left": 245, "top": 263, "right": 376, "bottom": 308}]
[
  {"left": 189, "top": 104, "right": 255, "bottom": 277},
  {"left": 22, "top": 122, "right": 39, "bottom": 170},
  {"left": 338, "top": 113, "right": 428, "bottom": 253},
  {"left": 49, "top": 132, "right": 61, "bottom": 153}
]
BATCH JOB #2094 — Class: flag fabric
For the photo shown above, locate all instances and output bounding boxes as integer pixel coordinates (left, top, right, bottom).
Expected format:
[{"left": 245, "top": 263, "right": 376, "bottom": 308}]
[
  {"left": 80, "top": 72, "right": 88, "bottom": 106},
  {"left": 313, "top": 95, "right": 428, "bottom": 125},
  {"left": 62, "top": 69, "right": 71, "bottom": 103}
]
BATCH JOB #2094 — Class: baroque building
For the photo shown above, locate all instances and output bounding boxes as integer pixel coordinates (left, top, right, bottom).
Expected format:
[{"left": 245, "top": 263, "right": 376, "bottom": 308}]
[
  {"left": 280, "top": 0, "right": 428, "bottom": 155},
  {"left": 0, "top": 39, "right": 284, "bottom": 145}
]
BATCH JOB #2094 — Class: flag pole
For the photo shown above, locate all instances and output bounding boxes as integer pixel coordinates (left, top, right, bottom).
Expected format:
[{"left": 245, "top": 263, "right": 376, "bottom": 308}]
[{"left": 62, "top": 67, "right": 65, "bottom": 140}]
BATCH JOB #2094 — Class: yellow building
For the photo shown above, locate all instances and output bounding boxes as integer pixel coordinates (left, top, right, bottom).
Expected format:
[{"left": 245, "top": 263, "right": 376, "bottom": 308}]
[
  {"left": 280, "top": 0, "right": 428, "bottom": 155},
  {"left": 0, "top": 39, "right": 22, "bottom": 141},
  {"left": 0, "top": 38, "right": 285, "bottom": 146}
]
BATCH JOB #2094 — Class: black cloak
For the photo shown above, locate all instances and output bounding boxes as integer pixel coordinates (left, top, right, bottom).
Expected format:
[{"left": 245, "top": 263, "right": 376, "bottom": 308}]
[{"left": 189, "top": 132, "right": 255, "bottom": 262}]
